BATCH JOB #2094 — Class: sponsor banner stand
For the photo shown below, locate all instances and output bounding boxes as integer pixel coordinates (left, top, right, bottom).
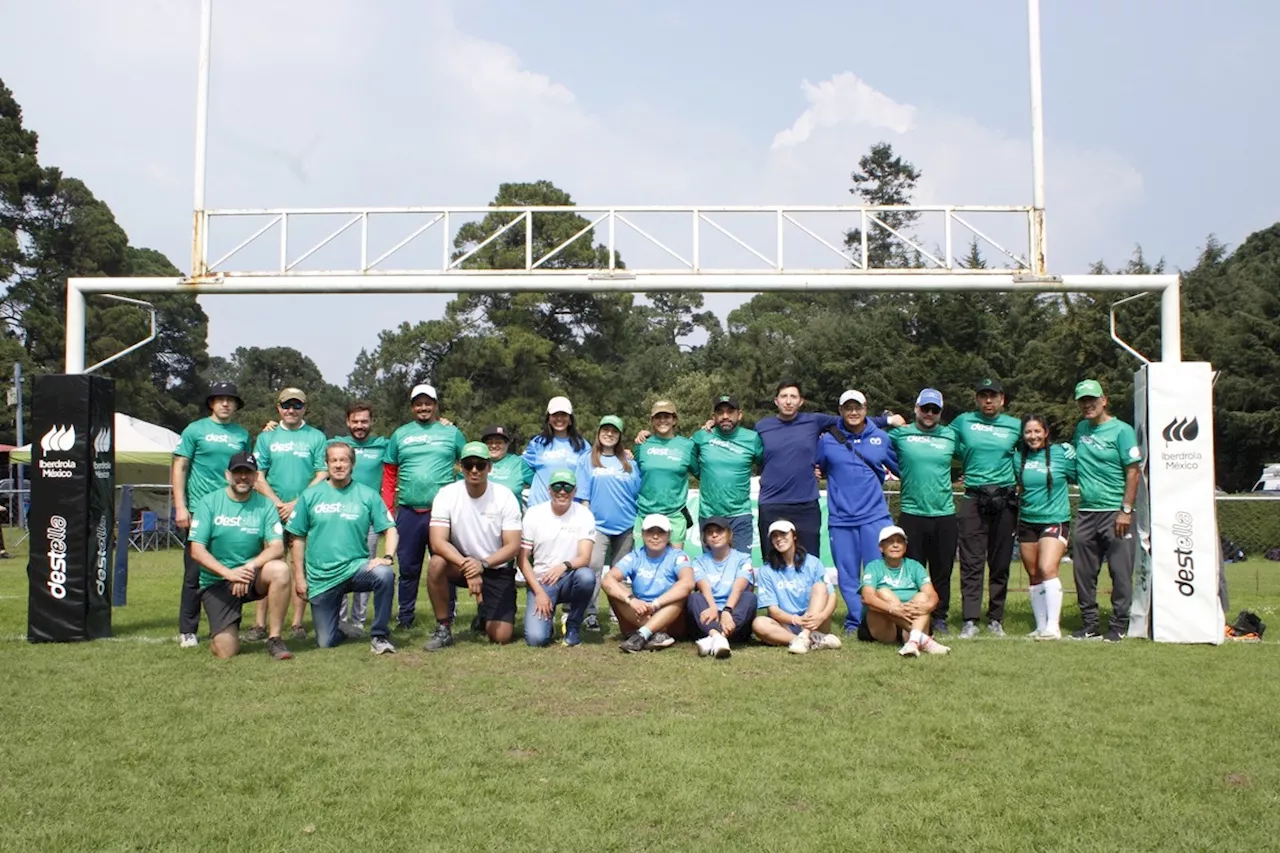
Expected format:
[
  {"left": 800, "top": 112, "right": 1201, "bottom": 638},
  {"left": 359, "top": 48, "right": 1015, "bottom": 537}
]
[
  {"left": 26, "top": 375, "right": 116, "bottom": 642},
  {"left": 1132, "top": 362, "right": 1223, "bottom": 644}
]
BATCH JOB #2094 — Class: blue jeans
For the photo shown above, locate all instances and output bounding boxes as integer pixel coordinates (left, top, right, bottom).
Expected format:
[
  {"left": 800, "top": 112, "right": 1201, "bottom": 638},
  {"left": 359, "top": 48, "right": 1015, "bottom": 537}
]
[
  {"left": 523, "top": 567, "right": 596, "bottom": 646},
  {"left": 831, "top": 517, "right": 892, "bottom": 631},
  {"left": 311, "top": 561, "right": 396, "bottom": 648}
]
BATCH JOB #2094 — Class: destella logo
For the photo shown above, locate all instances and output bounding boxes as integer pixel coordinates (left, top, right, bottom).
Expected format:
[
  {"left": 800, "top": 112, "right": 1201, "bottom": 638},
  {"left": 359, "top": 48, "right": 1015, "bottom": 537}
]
[
  {"left": 40, "top": 425, "right": 77, "bottom": 453},
  {"left": 1161, "top": 417, "right": 1199, "bottom": 443}
]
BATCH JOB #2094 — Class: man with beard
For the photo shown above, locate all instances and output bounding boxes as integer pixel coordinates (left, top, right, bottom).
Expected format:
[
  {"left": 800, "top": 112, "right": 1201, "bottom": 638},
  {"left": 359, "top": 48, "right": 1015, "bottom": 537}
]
[
  {"left": 692, "top": 395, "right": 762, "bottom": 552},
  {"left": 332, "top": 400, "right": 388, "bottom": 636}
]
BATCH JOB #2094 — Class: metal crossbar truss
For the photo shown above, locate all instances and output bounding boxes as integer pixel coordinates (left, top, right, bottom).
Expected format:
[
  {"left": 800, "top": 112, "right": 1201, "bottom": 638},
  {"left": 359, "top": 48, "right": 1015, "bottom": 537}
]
[{"left": 193, "top": 205, "right": 1037, "bottom": 280}]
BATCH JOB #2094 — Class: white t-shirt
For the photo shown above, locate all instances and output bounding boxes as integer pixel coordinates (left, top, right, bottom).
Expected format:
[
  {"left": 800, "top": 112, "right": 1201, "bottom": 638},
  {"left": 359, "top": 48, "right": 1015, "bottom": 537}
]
[
  {"left": 520, "top": 501, "right": 597, "bottom": 580},
  {"left": 430, "top": 481, "right": 522, "bottom": 563}
]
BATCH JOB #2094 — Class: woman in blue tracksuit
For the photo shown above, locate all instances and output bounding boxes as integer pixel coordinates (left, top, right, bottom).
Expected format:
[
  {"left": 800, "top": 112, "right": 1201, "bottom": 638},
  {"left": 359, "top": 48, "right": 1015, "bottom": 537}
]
[{"left": 816, "top": 390, "right": 900, "bottom": 633}]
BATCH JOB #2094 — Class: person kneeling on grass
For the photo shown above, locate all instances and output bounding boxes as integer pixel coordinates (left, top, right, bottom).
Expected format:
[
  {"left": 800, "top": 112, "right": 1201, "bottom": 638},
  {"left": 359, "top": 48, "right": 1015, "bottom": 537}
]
[
  {"left": 752, "top": 519, "right": 842, "bottom": 654},
  {"left": 687, "top": 516, "right": 757, "bottom": 659},
  {"left": 858, "top": 525, "right": 950, "bottom": 657},
  {"left": 601, "top": 514, "right": 695, "bottom": 653},
  {"left": 189, "top": 451, "right": 294, "bottom": 660},
  {"left": 520, "top": 470, "right": 597, "bottom": 647}
]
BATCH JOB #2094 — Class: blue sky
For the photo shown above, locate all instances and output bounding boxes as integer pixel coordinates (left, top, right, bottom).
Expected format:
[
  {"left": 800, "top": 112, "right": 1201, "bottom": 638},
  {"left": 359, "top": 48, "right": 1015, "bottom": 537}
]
[{"left": 2, "top": 0, "right": 1276, "bottom": 385}]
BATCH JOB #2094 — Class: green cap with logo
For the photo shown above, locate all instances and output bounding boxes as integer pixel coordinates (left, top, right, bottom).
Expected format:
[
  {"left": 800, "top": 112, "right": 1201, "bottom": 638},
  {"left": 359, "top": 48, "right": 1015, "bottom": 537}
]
[
  {"left": 549, "top": 469, "right": 577, "bottom": 487},
  {"left": 1074, "top": 379, "right": 1105, "bottom": 400},
  {"left": 460, "top": 441, "right": 489, "bottom": 461},
  {"left": 598, "top": 415, "right": 624, "bottom": 432}
]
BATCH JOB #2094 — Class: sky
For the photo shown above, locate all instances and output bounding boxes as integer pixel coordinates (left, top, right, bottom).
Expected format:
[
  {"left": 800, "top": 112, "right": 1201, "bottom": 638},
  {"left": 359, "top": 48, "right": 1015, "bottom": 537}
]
[{"left": 2, "top": 0, "right": 1276, "bottom": 384}]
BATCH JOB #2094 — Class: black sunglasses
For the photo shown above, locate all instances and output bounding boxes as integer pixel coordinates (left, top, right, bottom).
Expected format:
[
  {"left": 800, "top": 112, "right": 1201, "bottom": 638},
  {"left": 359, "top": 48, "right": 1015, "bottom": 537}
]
[
  {"left": 279, "top": 401, "right": 305, "bottom": 410},
  {"left": 550, "top": 483, "right": 574, "bottom": 494},
  {"left": 461, "top": 459, "right": 489, "bottom": 471},
  {"left": 920, "top": 405, "right": 941, "bottom": 414}
]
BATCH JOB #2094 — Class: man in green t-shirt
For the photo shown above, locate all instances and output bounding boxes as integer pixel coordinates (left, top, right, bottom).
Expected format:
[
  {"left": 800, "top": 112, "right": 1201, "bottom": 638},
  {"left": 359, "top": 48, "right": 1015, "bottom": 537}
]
[
  {"left": 951, "top": 378, "right": 1022, "bottom": 640},
  {"left": 333, "top": 400, "right": 390, "bottom": 635},
  {"left": 692, "top": 395, "right": 762, "bottom": 553},
  {"left": 633, "top": 400, "right": 699, "bottom": 548},
  {"left": 251, "top": 387, "right": 328, "bottom": 641},
  {"left": 287, "top": 442, "right": 398, "bottom": 653},
  {"left": 482, "top": 424, "right": 534, "bottom": 512},
  {"left": 1070, "top": 379, "right": 1142, "bottom": 642},
  {"left": 188, "top": 451, "right": 293, "bottom": 660},
  {"left": 172, "top": 381, "right": 252, "bottom": 649},
  {"left": 889, "top": 387, "right": 960, "bottom": 635}
]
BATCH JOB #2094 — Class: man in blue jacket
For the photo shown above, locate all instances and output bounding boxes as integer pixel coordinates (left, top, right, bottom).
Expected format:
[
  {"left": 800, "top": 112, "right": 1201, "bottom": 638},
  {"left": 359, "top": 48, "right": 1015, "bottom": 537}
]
[{"left": 816, "top": 390, "right": 900, "bottom": 632}]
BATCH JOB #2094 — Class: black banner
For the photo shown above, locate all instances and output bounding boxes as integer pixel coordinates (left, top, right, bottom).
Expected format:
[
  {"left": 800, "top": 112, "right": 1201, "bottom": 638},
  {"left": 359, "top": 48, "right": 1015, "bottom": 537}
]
[{"left": 26, "top": 375, "right": 116, "bottom": 642}]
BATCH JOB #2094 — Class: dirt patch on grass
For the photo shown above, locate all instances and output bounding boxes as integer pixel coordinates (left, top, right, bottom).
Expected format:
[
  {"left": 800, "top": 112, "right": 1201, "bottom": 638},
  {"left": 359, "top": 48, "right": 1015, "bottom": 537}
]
[{"left": 1223, "top": 772, "right": 1250, "bottom": 788}]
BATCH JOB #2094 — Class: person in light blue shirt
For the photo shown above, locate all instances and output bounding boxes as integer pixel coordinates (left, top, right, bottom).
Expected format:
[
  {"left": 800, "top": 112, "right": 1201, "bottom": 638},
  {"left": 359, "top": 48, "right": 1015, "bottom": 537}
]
[
  {"left": 752, "top": 519, "right": 841, "bottom": 654},
  {"left": 601, "top": 514, "right": 694, "bottom": 653},
  {"left": 686, "top": 517, "right": 756, "bottom": 659},
  {"left": 522, "top": 396, "right": 591, "bottom": 509},
  {"left": 578, "top": 415, "right": 642, "bottom": 632}
]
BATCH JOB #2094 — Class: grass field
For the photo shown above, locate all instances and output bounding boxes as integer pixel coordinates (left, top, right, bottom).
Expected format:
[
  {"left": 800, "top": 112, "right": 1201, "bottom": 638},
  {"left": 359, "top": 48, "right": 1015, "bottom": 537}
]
[{"left": 2, "top": 532, "right": 1279, "bottom": 852}]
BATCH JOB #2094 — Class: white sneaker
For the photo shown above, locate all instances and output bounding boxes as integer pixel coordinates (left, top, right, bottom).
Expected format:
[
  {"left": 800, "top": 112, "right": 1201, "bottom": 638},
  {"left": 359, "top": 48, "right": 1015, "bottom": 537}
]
[
  {"left": 809, "top": 631, "right": 842, "bottom": 651},
  {"left": 1035, "top": 630, "right": 1062, "bottom": 641},
  {"left": 898, "top": 640, "right": 920, "bottom": 657},
  {"left": 696, "top": 637, "right": 714, "bottom": 657},
  {"left": 1025, "top": 628, "right": 1044, "bottom": 640},
  {"left": 179, "top": 633, "right": 198, "bottom": 648},
  {"left": 711, "top": 634, "right": 732, "bottom": 659},
  {"left": 788, "top": 634, "right": 810, "bottom": 655},
  {"left": 918, "top": 635, "right": 950, "bottom": 655}
]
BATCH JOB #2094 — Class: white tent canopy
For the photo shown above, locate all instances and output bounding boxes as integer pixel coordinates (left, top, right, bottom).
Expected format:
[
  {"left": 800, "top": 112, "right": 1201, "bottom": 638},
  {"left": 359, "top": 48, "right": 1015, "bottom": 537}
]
[{"left": 11, "top": 412, "right": 180, "bottom": 485}]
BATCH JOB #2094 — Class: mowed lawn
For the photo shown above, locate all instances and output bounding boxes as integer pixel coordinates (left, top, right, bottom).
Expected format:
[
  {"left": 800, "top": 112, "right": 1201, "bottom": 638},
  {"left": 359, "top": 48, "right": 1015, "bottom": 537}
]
[{"left": 2, "top": 534, "right": 1279, "bottom": 853}]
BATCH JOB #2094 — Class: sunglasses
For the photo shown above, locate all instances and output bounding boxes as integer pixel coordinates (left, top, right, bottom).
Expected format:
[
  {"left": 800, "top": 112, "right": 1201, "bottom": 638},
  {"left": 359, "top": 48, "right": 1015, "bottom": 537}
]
[
  {"left": 549, "top": 483, "right": 574, "bottom": 494},
  {"left": 460, "top": 459, "right": 489, "bottom": 472},
  {"left": 920, "top": 405, "right": 941, "bottom": 414},
  {"left": 279, "top": 401, "right": 305, "bottom": 410}
]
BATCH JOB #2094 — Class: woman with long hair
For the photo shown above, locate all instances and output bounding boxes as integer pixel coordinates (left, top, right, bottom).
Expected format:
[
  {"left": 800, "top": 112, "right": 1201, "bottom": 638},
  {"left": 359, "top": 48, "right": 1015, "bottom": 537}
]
[
  {"left": 578, "top": 415, "right": 642, "bottom": 632},
  {"left": 1015, "top": 414, "right": 1077, "bottom": 640},
  {"left": 522, "top": 396, "right": 590, "bottom": 509},
  {"left": 752, "top": 520, "right": 841, "bottom": 654}
]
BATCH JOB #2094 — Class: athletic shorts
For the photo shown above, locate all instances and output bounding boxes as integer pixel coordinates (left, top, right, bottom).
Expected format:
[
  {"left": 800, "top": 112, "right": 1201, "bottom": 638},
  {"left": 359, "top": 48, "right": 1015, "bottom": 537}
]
[
  {"left": 1016, "top": 521, "right": 1070, "bottom": 545},
  {"left": 633, "top": 511, "right": 690, "bottom": 547},
  {"left": 856, "top": 619, "right": 906, "bottom": 645},
  {"left": 450, "top": 566, "right": 517, "bottom": 624},
  {"left": 200, "top": 566, "right": 266, "bottom": 635}
]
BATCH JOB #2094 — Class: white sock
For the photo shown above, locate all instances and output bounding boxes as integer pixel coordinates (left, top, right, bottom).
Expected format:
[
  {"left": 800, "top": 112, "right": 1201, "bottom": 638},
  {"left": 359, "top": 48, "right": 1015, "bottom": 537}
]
[
  {"left": 1043, "top": 578, "right": 1064, "bottom": 634},
  {"left": 1029, "top": 583, "right": 1045, "bottom": 632},
  {"left": 908, "top": 629, "right": 925, "bottom": 645}
]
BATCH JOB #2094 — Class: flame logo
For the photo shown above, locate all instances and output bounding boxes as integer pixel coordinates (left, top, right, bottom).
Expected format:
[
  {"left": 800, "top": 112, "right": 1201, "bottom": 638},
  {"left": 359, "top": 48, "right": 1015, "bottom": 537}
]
[
  {"left": 94, "top": 428, "right": 112, "bottom": 454},
  {"left": 1161, "top": 417, "right": 1199, "bottom": 443},
  {"left": 39, "top": 425, "right": 77, "bottom": 453}
]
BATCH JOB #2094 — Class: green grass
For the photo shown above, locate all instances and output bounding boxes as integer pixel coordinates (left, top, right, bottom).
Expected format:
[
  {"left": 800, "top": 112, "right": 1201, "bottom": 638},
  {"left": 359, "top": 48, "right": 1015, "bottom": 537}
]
[{"left": 2, "top": 533, "right": 1279, "bottom": 852}]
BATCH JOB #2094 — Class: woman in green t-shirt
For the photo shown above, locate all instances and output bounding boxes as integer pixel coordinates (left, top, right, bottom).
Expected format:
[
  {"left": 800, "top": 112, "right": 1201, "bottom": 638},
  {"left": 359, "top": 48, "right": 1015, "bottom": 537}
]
[{"left": 1015, "top": 415, "right": 1078, "bottom": 641}]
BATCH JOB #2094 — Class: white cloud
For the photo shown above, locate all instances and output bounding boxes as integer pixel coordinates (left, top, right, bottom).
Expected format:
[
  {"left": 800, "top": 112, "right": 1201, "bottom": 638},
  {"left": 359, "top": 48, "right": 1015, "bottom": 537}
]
[{"left": 771, "top": 72, "right": 916, "bottom": 150}]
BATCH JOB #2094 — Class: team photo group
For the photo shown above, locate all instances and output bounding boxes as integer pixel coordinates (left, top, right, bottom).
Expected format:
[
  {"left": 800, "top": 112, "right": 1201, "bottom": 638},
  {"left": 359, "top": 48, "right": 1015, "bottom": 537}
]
[{"left": 171, "top": 373, "right": 1140, "bottom": 662}]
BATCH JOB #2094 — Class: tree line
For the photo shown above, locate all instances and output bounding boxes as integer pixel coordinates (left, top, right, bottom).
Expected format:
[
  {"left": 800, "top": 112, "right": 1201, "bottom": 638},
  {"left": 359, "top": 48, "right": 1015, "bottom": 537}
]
[{"left": 2, "top": 80, "right": 1277, "bottom": 490}]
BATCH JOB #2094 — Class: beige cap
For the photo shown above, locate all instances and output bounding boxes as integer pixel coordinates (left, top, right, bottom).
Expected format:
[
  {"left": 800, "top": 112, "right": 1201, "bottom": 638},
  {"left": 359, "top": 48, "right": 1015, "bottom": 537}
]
[
  {"left": 278, "top": 387, "right": 307, "bottom": 404},
  {"left": 650, "top": 400, "right": 677, "bottom": 416}
]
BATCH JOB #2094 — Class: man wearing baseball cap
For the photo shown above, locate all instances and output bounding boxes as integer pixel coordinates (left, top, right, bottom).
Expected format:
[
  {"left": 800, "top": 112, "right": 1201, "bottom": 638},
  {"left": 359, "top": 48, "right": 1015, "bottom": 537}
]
[
  {"left": 188, "top": 451, "right": 294, "bottom": 660},
  {"left": 1070, "top": 379, "right": 1142, "bottom": 642},
  {"left": 519, "top": 469, "right": 597, "bottom": 647},
  {"left": 858, "top": 525, "right": 950, "bottom": 656},
  {"left": 383, "top": 383, "right": 466, "bottom": 630},
  {"left": 482, "top": 425, "right": 534, "bottom": 512},
  {"left": 423, "top": 441, "right": 523, "bottom": 650},
  {"left": 522, "top": 396, "right": 590, "bottom": 510},
  {"left": 601, "top": 513, "right": 695, "bottom": 652},
  {"left": 172, "top": 381, "right": 251, "bottom": 648},
  {"left": 888, "top": 387, "right": 960, "bottom": 635},
  {"left": 634, "top": 400, "right": 698, "bottom": 547},
  {"left": 951, "top": 378, "right": 1021, "bottom": 639},
  {"left": 692, "top": 395, "right": 763, "bottom": 552},
  {"left": 250, "top": 387, "right": 329, "bottom": 641}
]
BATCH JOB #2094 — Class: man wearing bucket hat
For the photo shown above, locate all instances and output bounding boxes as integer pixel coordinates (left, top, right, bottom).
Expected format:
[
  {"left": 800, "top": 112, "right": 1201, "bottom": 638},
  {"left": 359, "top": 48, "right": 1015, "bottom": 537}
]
[
  {"left": 519, "top": 469, "right": 597, "bottom": 647},
  {"left": 1070, "top": 379, "right": 1142, "bottom": 642},
  {"left": 383, "top": 382, "right": 466, "bottom": 630},
  {"left": 482, "top": 425, "right": 534, "bottom": 512},
  {"left": 172, "top": 381, "right": 251, "bottom": 648},
  {"left": 601, "top": 513, "right": 695, "bottom": 652}
]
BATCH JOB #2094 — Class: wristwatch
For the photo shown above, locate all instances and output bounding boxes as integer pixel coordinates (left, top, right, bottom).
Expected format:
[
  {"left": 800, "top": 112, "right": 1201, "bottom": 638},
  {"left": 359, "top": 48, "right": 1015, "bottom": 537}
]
[
  {"left": 1121, "top": 504, "right": 1133, "bottom": 514},
  {"left": 480, "top": 559, "right": 491, "bottom": 571},
  {"left": 385, "top": 554, "right": 395, "bottom": 565}
]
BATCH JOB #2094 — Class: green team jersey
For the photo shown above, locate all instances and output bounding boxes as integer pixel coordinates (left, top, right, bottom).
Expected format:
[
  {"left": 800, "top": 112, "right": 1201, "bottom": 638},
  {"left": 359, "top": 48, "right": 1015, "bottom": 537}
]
[
  {"left": 635, "top": 435, "right": 699, "bottom": 516},
  {"left": 253, "top": 423, "right": 327, "bottom": 503},
  {"left": 384, "top": 420, "right": 466, "bottom": 509},
  {"left": 188, "top": 489, "right": 283, "bottom": 589},
  {"left": 890, "top": 423, "right": 958, "bottom": 517},
  {"left": 692, "top": 426, "right": 762, "bottom": 517},
  {"left": 285, "top": 479, "right": 395, "bottom": 597},
  {"left": 174, "top": 417, "right": 251, "bottom": 508},
  {"left": 952, "top": 411, "right": 1022, "bottom": 488},
  {"left": 860, "top": 557, "right": 931, "bottom": 603},
  {"left": 489, "top": 454, "right": 534, "bottom": 511},
  {"left": 1016, "top": 444, "right": 1077, "bottom": 524},
  {"left": 1072, "top": 417, "right": 1142, "bottom": 511},
  {"left": 334, "top": 434, "right": 388, "bottom": 492}
]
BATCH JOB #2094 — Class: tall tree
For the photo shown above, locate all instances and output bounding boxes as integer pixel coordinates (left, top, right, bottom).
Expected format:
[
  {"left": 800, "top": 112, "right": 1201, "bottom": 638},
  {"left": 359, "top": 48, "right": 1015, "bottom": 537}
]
[{"left": 842, "top": 142, "right": 924, "bottom": 270}]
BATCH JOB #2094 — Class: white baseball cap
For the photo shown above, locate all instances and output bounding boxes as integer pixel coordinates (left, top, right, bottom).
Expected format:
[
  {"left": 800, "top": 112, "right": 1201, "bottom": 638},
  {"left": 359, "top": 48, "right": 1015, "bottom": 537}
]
[
  {"left": 641, "top": 513, "right": 671, "bottom": 532},
  {"left": 546, "top": 395, "right": 573, "bottom": 415},
  {"left": 409, "top": 383, "right": 437, "bottom": 401},
  {"left": 839, "top": 390, "right": 867, "bottom": 407},
  {"left": 767, "top": 519, "right": 796, "bottom": 536},
  {"left": 878, "top": 524, "right": 908, "bottom": 544}
]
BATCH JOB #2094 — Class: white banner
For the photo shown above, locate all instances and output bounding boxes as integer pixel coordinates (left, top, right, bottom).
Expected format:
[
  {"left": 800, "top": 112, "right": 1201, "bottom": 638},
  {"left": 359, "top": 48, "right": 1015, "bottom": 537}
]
[
  {"left": 1141, "top": 362, "right": 1224, "bottom": 644},
  {"left": 1130, "top": 369, "right": 1152, "bottom": 637}
]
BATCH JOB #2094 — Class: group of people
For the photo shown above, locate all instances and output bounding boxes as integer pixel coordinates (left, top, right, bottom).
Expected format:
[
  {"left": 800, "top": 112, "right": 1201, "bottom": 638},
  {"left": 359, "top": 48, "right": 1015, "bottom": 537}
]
[{"left": 172, "top": 373, "right": 1140, "bottom": 661}]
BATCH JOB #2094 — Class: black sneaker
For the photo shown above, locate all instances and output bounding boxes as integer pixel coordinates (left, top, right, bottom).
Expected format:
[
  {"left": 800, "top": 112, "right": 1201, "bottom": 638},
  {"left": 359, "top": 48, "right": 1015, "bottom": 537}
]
[
  {"left": 619, "top": 632, "right": 647, "bottom": 653},
  {"left": 470, "top": 612, "right": 487, "bottom": 635},
  {"left": 1070, "top": 626, "right": 1102, "bottom": 641},
  {"left": 582, "top": 614, "right": 602, "bottom": 632},
  {"left": 424, "top": 624, "right": 454, "bottom": 652},
  {"left": 265, "top": 637, "right": 294, "bottom": 660},
  {"left": 1103, "top": 627, "right": 1125, "bottom": 643},
  {"left": 242, "top": 625, "right": 268, "bottom": 642},
  {"left": 932, "top": 619, "right": 950, "bottom": 636},
  {"left": 645, "top": 631, "right": 676, "bottom": 650},
  {"left": 394, "top": 619, "right": 414, "bottom": 633}
]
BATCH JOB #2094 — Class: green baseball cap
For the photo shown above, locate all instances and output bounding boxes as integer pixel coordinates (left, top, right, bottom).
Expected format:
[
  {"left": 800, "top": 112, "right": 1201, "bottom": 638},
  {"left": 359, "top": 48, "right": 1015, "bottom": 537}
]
[
  {"left": 598, "top": 415, "right": 624, "bottom": 432},
  {"left": 1074, "top": 379, "right": 1104, "bottom": 400},
  {"left": 460, "top": 441, "right": 489, "bottom": 461},
  {"left": 549, "top": 469, "right": 577, "bottom": 487}
]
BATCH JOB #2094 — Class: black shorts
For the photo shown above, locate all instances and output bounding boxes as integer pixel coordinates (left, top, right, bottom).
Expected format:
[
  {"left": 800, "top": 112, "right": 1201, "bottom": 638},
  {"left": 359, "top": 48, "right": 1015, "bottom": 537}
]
[
  {"left": 1016, "top": 521, "right": 1070, "bottom": 544},
  {"left": 200, "top": 567, "right": 266, "bottom": 635},
  {"left": 857, "top": 618, "right": 906, "bottom": 645},
  {"left": 450, "top": 566, "right": 517, "bottom": 624}
]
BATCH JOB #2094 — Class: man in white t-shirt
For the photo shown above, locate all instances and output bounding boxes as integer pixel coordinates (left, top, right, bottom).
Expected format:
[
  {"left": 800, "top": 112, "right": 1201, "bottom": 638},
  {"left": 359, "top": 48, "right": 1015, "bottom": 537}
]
[
  {"left": 519, "top": 469, "right": 597, "bottom": 647},
  {"left": 424, "top": 442, "right": 522, "bottom": 650}
]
